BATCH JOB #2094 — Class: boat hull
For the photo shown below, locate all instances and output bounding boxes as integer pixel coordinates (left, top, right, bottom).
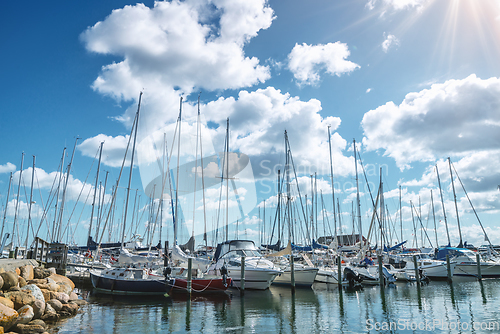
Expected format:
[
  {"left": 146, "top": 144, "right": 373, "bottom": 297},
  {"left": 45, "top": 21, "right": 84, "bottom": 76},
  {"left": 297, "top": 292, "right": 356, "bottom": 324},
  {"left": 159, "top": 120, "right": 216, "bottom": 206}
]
[
  {"left": 453, "top": 263, "right": 500, "bottom": 278},
  {"left": 169, "top": 277, "right": 232, "bottom": 293},
  {"left": 90, "top": 270, "right": 172, "bottom": 295},
  {"left": 315, "top": 268, "right": 340, "bottom": 284},
  {"left": 227, "top": 267, "right": 281, "bottom": 290},
  {"left": 272, "top": 268, "right": 319, "bottom": 287}
]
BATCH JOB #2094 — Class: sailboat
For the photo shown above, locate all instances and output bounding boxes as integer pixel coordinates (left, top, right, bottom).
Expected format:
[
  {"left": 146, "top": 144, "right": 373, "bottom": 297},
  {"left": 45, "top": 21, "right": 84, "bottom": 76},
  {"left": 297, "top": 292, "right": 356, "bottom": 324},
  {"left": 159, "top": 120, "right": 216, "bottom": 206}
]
[{"left": 90, "top": 93, "right": 173, "bottom": 296}]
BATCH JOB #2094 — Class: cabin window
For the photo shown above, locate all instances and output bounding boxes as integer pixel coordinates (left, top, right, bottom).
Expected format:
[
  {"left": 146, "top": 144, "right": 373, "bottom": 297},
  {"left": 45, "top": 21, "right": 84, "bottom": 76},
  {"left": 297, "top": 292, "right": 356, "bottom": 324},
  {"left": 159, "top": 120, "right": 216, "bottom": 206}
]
[{"left": 119, "top": 273, "right": 125, "bottom": 277}]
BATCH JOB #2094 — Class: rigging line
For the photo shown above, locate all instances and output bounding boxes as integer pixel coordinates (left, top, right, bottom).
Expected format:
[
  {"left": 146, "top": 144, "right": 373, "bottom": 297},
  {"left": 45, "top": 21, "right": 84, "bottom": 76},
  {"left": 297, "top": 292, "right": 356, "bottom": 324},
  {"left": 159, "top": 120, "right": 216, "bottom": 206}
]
[
  {"left": 451, "top": 161, "right": 497, "bottom": 253},
  {"left": 97, "top": 107, "right": 138, "bottom": 246},
  {"left": 69, "top": 181, "right": 95, "bottom": 244},
  {"left": 357, "top": 150, "right": 385, "bottom": 246},
  {"left": 214, "top": 134, "right": 227, "bottom": 245},
  {"left": 286, "top": 140, "right": 311, "bottom": 244},
  {"left": 411, "top": 201, "right": 434, "bottom": 248},
  {"left": 59, "top": 148, "right": 98, "bottom": 243}
]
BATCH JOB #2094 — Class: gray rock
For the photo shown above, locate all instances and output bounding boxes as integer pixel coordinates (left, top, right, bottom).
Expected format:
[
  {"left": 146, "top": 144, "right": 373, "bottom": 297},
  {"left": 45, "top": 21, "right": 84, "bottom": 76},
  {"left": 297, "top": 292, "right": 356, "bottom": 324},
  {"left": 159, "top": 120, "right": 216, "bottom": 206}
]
[
  {"left": 32, "top": 299, "right": 45, "bottom": 319},
  {"left": 21, "top": 284, "right": 45, "bottom": 302},
  {"left": 46, "top": 299, "right": 62, "bottom": 312},
  {"left": 16, "top": 304, "right": 34, "bottom": 325}
]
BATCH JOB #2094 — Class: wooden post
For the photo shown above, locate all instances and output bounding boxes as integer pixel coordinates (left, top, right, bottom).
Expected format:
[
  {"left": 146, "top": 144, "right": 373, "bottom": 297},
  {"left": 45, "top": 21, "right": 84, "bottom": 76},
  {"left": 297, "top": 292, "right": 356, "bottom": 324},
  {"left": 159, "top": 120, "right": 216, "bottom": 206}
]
[
  {"left": 290, "top": 254, "right": 295, "bottom": 293},
  {"left": 378, "top": 255, "right": 385, "bottom": 288},
  {"left": 413, "top": 255, "right": 421, "bottom": 286},
  {"left": 337, "top": 255, "right": 342, "bottom": 288},
  {"left": 446, "top": 254, "right": 452, "bottom": 283},
  {"left": 476, "top": 253, "right": 482, "bottom": 280},
  {"left": 240, "top": 256, "right": 245, "bottom": 296},
  {"left": 187, "top": 257, "right": 192, "bottom": 296}
]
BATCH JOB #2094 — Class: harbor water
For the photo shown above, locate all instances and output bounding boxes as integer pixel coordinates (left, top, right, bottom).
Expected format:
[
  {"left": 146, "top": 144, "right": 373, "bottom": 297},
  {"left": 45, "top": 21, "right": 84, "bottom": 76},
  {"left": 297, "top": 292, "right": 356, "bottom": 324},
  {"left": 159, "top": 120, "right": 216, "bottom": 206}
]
[{"left": 51, "top": 278, "right": 500, "bottom": 333}]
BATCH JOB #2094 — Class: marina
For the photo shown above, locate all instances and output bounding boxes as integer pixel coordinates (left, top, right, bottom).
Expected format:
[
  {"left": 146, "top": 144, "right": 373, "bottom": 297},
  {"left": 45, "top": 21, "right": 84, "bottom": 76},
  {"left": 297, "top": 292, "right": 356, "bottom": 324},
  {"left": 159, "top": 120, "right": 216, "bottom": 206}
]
[{"left": 2, "top": 0, "right": 500, "bottom": 333}]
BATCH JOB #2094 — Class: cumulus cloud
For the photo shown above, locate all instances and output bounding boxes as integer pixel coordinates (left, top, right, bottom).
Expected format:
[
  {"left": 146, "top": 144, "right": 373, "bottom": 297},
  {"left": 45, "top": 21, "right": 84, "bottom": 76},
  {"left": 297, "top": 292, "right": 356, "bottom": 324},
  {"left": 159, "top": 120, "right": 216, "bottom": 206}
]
[
  {"left": 80, "top": 0, "right": 273, "bottom": 130},
  {"left": 202, "top": 87, "right": 355, "bottom": 179},
  {"left": 78, "top": 134, "right": 131, "bottom": 168},
  {"left": 382, "top": 34, "right": 399, "bottom": 52},
  {"left": 361, "top": 75, "right": 500, "bottom": 169},
  {"left": 287, "top": 42, "right": 360, "bottom": 86},
  {"left": 0, "top": 162, "right": 16, "bottom": 174}
]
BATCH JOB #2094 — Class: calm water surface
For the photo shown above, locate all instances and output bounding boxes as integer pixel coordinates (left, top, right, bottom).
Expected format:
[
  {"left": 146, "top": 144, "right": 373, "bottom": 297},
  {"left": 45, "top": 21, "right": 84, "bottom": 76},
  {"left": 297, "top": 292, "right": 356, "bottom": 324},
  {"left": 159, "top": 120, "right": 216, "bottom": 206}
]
[{"left": 51, "top": 277, "right": 500, "bottom": 333}]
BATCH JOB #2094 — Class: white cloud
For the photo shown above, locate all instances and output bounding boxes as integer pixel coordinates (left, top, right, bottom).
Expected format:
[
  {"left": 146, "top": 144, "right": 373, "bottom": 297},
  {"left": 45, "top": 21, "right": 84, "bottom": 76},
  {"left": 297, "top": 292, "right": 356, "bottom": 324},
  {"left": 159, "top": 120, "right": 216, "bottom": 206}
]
[
  {"left": 202, "top": 87, "right": 355, "bottom": 178},
  {"left": 382, "top": 34, "right": 399, "bottom": 52},
  {"left": 366, "top": 88, "right": 372, "bottom": 93},
  {"left": 287, "top": 42, "right": 360, "bottom": 86},
  {"left": 366, "top": 0, "right": 430, "bottom": 12},
  {"left": 80, "top": 0, "right": 273, "bottom": 131},
  {"left": 78, "top": 134, "right": 131, "bottom": 168},
  {"left": 361, "top": 75, "right": 500, "bottom": 169},
  {"left": 0, "top": 162, "right": 16, "bottom": 174}
]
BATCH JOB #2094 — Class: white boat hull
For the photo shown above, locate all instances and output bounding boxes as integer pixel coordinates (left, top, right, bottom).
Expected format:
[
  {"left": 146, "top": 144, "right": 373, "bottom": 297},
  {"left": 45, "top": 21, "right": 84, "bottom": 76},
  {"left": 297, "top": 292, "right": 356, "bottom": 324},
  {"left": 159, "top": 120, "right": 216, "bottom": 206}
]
[
  {"left": 273, "top": 267, "right": 318, "bottom": 287},
  {"left": 227, "top": 267, "right": 281, "bottom": 290}
]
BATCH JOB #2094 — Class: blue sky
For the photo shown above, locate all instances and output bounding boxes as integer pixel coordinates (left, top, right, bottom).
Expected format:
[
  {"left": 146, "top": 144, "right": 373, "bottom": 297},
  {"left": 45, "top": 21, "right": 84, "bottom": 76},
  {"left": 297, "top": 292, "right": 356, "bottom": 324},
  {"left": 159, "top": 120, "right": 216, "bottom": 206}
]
[{"left": 2, "top": 0, "right": 500, "bottom": 249}]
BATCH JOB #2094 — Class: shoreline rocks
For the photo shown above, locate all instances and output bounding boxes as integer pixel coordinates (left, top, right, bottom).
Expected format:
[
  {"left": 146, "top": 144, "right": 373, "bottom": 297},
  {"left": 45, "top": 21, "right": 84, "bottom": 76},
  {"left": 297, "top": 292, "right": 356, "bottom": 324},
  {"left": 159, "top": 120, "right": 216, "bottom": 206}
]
[{"left": 0, "top": 264, "right": 86, "bottom": 334}]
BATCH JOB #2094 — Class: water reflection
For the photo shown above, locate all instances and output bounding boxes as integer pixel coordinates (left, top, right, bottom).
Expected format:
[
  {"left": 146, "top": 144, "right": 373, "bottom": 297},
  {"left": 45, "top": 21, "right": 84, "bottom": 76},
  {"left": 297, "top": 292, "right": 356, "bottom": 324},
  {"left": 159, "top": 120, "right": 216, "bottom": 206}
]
[{"left": 53, "top": 279, "right": 500, "bottom": 333}]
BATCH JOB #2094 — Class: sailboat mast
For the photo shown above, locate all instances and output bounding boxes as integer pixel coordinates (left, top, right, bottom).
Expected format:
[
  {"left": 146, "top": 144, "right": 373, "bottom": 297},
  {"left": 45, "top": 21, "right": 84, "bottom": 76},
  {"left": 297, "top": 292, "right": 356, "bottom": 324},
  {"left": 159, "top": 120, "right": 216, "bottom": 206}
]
[
  {"left": 12, "top": 153, "right": 24, "bottom": 248},
  {"left": 197, "top": 96, "right": 208, "bottom": 250},
  {"left": 25, "top": 156, "right": 35, "bottom": 249},
  {"left": 88, "top": 142, "right": 104, "bottom": 243},
  {"left": 353, "top": 139, "right": 362, "bottom": 248},
  {"left": 436, "top": 164, "right": 451, "bottom": 246},
  {"left": 174, "top": 96, "right": 183, "bottom": 245},
  {"left": 327, "top": 126, "right": 337, "bottom": 241},
  {"left": 121, "top": 92, "right": 142, "bottom": 248},
  {"left": 285, "top": 130, "right": 291, "bottom": 242},
  {"left": 56, "top": 137, "right": 79, "bottom": 242},
  {"left": 399, "top": 185, "right": 402, "bottom": 242},
  {"left": 448, "top": 157, "right": 463, "bottom": 248},
  {"left": 1, "top": 172, "right": 12, "bottom": 241},
  {"left": 225, "top": 118, "right": 229, "bottom": 241},
  {"left": 431, "top": 189, "right": 438, "bottom": 247}
]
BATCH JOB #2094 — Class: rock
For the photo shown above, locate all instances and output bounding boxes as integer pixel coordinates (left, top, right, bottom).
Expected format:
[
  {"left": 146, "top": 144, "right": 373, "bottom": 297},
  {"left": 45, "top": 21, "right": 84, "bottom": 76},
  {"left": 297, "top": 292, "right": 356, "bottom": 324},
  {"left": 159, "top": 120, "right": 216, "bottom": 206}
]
[
  {"left": 34, "top": 284, "right": 49, "bottom": 291},
  {"left": 45, "top": 278, "right": 55, "bottom": 285},
  {"left": 56, "top": 282, "right": 72, "bottom": 295},
  {"left": 26, "top": 280, "right": 46, "bottom": 286},
  {"left": 0, "top": 275, "right": 4, "bottom": 290},
  {"left": 15, "top": 268, "right": 21, "bottom": 276},
  {"left": 47, "top": 268, "right": 56, "bottom": 275},
  {"left": 69, "top": 299, "right": 87, "bottom": 306},
  {"left": 39, "top": 290, "right": 57, "bottom": 303},
  {"left": 18, "top": 277, "right": 27, "bottom": 288},
  {"left": 56, "top": 292, "right": 69, "bottom": 304},
  {"left": 28, "top": 319, "right": 47, "bottom": 329},
  {"left": 40, "top": 303, "right": 58, "bottom": 322},
  {"left": 15, "top": 305, "right": 34, "bottom": 325},
  {"left": 47, "top": 274, "right": 74, "bottom": 292},
  {"left": 60, "top": 303, "right": 78, "bottom": 315},
  {"left": 46, "top": 283, "right": 58, "bottom": 292},
  {"left": 59, "top": 303, "right": 78, "bottom": 318},
  {"left": 0, "top": 302, "right": 18, "bottom": 331},
  {"left": 32, "top": 268, "right": 51, "bottom": 280},
  {"left": 19, "top": 266, "right": 34, "bottom": 281},
  {"left": 31, "top": 300, "right": 45, "bottom": 319},
  {"left": 12, "top": 323, "right": 46, "bottom": 333},
  {"left": 8, "top": 287, "right": 20, "bottom": 292},
  {"left": 21, "top": 285, "right": 44, "bottom": 302},
  {"left": 69, "top": 292, "right": 78, "bottom": 301},
  {"left": 0, "top": 272, "right": 18, "bottom": 290},
  {"left": 46, "top": 300, "right": 62, "bottom": 312},
  {"left": 0, "top": 297, "right": 14, "bottom": 309},
  {"left": 3, "top": 291, "right": 35, "bottom": 310}
]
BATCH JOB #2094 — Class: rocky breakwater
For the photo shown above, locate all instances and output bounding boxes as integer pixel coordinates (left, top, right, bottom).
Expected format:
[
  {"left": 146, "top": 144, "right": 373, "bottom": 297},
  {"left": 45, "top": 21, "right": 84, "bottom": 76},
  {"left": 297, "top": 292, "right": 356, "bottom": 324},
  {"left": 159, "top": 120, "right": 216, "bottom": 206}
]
[{"left": 0, "top": 265, "right": 87, "bottom": 334}]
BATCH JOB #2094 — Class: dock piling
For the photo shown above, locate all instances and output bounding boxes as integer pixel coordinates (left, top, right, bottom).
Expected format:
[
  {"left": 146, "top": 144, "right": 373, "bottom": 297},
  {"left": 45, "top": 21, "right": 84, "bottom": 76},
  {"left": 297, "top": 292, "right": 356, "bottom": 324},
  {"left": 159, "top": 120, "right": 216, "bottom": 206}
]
[
  {"left": 446, "top": 254, "right": 452, "bottom": 283},
  {"left": 476, "top": 253, "right": 482, "bottom": 280},
  {"left": 187, "top": 257, "right": 192, "bottom": 296},
  {"left": 240, "top": 256, "right": 245, "bottom": 296},
  {"left": 290, "top": 254, "right": 295, "bottom": 293}
]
